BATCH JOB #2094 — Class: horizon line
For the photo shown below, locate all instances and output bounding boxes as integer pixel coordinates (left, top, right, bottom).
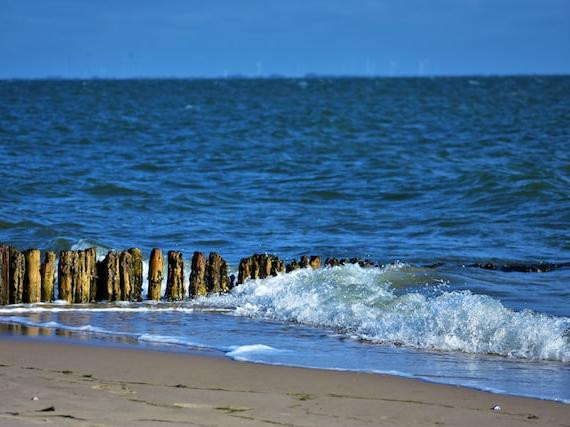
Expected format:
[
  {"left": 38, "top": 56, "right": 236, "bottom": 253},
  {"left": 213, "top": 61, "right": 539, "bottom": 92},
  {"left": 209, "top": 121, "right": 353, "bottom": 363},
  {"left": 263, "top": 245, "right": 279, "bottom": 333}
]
[{"left": 1, "top": 72, "right": 569, "bottom": 81}]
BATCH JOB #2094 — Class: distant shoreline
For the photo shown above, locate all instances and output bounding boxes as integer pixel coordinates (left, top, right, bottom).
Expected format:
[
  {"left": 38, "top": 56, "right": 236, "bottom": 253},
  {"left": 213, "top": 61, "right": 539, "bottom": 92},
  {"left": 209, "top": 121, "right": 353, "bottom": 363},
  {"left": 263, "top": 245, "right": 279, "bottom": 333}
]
[{"left": 1, "top": 73, "right": 569, "bottom": 81}]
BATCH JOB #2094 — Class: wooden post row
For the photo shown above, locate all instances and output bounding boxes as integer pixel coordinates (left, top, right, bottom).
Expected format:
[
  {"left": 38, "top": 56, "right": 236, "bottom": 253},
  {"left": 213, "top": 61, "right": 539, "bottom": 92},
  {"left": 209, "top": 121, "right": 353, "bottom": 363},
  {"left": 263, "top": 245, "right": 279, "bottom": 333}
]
[{"left": 0, "top": 244, "right": 324, "bottom": 305}]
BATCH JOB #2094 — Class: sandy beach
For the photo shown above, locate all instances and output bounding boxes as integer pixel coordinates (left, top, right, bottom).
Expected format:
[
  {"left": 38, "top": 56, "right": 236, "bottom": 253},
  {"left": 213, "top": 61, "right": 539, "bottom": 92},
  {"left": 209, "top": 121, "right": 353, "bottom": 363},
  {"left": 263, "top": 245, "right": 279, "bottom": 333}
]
[{"left": 0, "top": 337, "right": 567, "bottom": 426}]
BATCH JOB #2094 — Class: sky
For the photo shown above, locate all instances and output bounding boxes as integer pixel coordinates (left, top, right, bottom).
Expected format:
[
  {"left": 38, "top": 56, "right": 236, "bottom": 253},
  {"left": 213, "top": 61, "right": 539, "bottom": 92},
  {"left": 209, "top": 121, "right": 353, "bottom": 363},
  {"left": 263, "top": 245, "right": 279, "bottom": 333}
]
[{"left": 0, "top": 0, "right": 569, "bottom": 78}]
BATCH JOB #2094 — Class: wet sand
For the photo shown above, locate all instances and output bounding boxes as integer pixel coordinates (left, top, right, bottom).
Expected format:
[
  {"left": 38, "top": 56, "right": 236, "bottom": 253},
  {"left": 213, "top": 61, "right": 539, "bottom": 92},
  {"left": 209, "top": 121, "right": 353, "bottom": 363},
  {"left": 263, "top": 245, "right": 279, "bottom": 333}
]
[{"left": 0, "top": 337, "right": 568, "bottom": 426}]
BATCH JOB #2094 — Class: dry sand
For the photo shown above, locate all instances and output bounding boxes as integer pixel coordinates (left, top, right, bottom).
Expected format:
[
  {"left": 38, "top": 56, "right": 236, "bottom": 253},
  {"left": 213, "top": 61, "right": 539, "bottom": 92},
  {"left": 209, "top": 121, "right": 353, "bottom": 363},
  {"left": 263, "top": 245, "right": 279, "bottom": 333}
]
[{"left": 0, "top": 337, "right": 568, "bottom": 426}]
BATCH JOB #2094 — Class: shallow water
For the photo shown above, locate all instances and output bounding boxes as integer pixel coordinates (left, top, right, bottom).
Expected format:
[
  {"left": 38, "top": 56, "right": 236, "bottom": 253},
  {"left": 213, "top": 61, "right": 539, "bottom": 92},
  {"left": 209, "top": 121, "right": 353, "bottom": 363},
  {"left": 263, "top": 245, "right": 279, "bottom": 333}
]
[{"left": 0, "top": 77, "right": 569, "bottom": 401}]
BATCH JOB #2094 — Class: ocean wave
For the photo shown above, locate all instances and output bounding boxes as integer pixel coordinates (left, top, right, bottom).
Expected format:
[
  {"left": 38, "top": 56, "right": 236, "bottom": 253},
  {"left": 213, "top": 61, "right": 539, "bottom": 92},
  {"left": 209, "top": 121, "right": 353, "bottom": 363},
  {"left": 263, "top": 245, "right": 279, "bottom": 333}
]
[
  {"left": 2, "top": 262, "right": 568, "bottom": 363},
  {"left": 203, "top": 264, "right": 570, "bottom": 362},
  {"left": 70, "top": 238, "right": 110, "bottom": 254}
]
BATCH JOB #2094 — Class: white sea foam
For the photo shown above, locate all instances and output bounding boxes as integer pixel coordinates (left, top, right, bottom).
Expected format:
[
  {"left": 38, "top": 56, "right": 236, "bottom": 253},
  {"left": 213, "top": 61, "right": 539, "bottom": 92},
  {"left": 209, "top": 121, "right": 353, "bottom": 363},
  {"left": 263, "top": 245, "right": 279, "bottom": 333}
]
[
  {"left": 227, "top": 344, "right": 286, "bottom": 357},
  {"left": 204, "top": 264, "right": 570, "bottom": 362},
  {"left": 137, "top": 334, "right": 209, "bottom": 349},
  {"left": 70, "top": 239, "right": 110, "bottom": 259}
]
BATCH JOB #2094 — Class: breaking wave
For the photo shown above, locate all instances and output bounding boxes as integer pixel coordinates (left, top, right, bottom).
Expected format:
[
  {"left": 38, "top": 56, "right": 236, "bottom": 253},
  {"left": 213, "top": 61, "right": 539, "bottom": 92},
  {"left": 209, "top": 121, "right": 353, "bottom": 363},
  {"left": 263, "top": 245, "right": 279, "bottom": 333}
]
[{"left": 203, "top": 264, "right": 570, "bottom": 362}]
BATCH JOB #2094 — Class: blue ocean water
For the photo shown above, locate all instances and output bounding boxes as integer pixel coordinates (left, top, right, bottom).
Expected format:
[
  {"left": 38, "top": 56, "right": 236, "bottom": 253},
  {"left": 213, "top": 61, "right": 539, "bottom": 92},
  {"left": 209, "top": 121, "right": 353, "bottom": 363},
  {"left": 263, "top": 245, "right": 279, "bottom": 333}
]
[{"left": 0, "top": 77, "right": 569, "bottom": 401}]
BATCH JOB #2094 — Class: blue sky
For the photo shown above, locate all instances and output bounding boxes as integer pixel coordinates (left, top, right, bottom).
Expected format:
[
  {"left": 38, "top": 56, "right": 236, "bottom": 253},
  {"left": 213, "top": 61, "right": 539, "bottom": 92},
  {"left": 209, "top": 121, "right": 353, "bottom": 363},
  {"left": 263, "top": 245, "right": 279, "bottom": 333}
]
[{"left": 1, "top": 0, "right": 569, "bottom": 78}]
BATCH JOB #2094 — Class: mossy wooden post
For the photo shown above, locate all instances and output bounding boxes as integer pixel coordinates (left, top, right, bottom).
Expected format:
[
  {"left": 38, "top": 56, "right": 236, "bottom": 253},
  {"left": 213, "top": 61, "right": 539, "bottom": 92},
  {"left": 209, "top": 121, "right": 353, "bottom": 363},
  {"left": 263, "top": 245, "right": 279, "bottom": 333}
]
[
  {"left": 251, "top": 254, "right": 262, "bottom": 279},
  {"left": 58, "top": 250, "right": 76, "bottom": 303},
  {"left": 119, "top": 250, "right": 133, "bottom": 301},
  {"left": 73, "top": 251, "right": 83, "bottom": 303},
  {"left": 0, "top": 245, "right": 9, "bottom": 305},
  {"left": 206, "top": 252, "right": 222, "bottom": 293},
  {"left": 249, "top": 254, "right": 283, "bottom": 280},
  {"left": 309, "top": 256, "right": 321, "bottom": 269},
  {"left": 95, "top": 259, "right": 105, "bottom": 300},
  {"left": 104, "top": 251, "right": 120, "bottom": 301},
  {"left": 9, "top": 248, "right": 25, "bottom": 304},
  {"left": 238, "top": 257, "right": 252, "bottom": 285},
  {"left": 128, "top": 248, "right": 143, "bottom": 302},
  {"left": 220, "top": 259, "right": 230, "bottom": 292},
  {"left": 250, "top": 255, "right": 260, "bottom": 280},
  {"left": 206, "top": 252, "right": 229, "bottom": 293},
  {"left": 286, "top": 258, "right": 300, "bottom": 273},
  {"left": 80, "top": 248, "right": 97, "bottom": 303},
  {"left": 40, "top": 251, "right": 55, "bottom": 302},
  {"left": 189, "top": 251, "right": 207, "bottom": 297},
  {"left": 270, "top": 256, "right": 285, "bottom": 276},
  {"left": 74, "top": 250, "right": 92, "bottom": 303},
  {"left": 23, "top": 249, "right": 41, "bottom": 303},
  {"left": 324, "top": 257, "right": 338, "bottom": 267},
  {"left": 237, "top": 254, "right": 283, "bottom": 285},
  {"left": 165, "top": 251, "right": 184, "bottom": 301},
  {"left": 259, "top": 254, "right": 272, "bottom": 278},
  {"left": 147, "top": 248, "right": 163, "bottom": 301},
  {"left": 84, "top": 248, "right": 97, "bottom": 302}
]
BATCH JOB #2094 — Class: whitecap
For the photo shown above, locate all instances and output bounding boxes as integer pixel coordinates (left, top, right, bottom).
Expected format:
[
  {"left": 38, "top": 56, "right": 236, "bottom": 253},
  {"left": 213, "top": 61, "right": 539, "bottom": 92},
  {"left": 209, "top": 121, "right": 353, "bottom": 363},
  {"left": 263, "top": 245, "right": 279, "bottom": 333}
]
[{"left": 202, "top": 264, "right": 570, "bottom": 362}]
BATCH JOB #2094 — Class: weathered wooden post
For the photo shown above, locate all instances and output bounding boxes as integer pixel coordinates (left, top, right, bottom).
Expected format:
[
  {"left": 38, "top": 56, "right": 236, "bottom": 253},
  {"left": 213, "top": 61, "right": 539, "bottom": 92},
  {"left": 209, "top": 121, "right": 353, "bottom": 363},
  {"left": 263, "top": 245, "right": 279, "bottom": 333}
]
[
  {"left": 237, "top": 254, "right": 284, "bottom": 285},
  {"left": 250, "top": 255, "right": 260, "bottom": 280},
  {"left": 147, "top": 248, "right": 163, "bottom": 301},
  {"left": 84, "top": 247, "right": 97, "bottom": 302},
  {"left": 286, "top": 258, "right": 300, "bottom": 272},
  {"left": 23, "top": 249, "right": 41, "bottom": 303},
  {"left": 0, "top": 245, "right": 9, "bottom": 305},
  {"left": 9, "top": 248, "right": 25, "bottom": 304},
  {"left": 128, "top": 248, "right": 143, "bottom": 301},
  {"left": 165, "top": 251, "right": 184, "bottom": 301},
  {"left": 73, "top": 251, "right": 84, "bottom": 303},
  {"left": 104, "top": 251, "right": 120, "bottom": 301},
  {"left": 58, "top": 250, "right": 76, "bottom": 303},
  {"left": 309, "top": 256, "right": 321, "bottom": 269},
  {"left": 206, "top": 252, "right": 230, "bottom": 293},
  {"left": 220, "top": 258, "right": 230, "bottom": 292},
  {"left": 270, "top": 256, "right": 285, "bottom": 276},
  {"left": 324, "top": 257, "right": 337, "bottom": 267},
  {"left": 238, "top": 256, "right": 252, "bottom": 285},
  {"left": 74, "top": 250, "right": 92, "bottom": 303},
  {"left": 119, "top": 250, "right": 133, "bottom": 301},
  {"left": 206, "top": 252, "right": 222, "bottom": 293},
  {"left": 189, "top": 251, "right": 207, "bottom": 297},
  {"left": 94, "top": 251, "right": 120, "bottom": 301},
  {"left": 258, "top": 254, "right": 272, "bottom": 278},
  {"left": 40, "top": 251, "right": 56, "bottom": 302},
  {"left": 251, "top": 254, "right": 265, "bottom": 279},
  {"left": 96, "top": 259, "right": 105, "bottom": 300}
]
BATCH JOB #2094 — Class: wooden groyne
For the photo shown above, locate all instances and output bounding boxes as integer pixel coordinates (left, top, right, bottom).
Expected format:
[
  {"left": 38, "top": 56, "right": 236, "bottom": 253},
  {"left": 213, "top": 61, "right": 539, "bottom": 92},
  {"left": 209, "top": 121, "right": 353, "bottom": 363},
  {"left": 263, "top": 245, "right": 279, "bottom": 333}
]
[
  {"left": 0, "top": 244, "right": 323, "bottom": 305},
  {"left": 1, "top": 243, "right": 567, "bottom": 306}
]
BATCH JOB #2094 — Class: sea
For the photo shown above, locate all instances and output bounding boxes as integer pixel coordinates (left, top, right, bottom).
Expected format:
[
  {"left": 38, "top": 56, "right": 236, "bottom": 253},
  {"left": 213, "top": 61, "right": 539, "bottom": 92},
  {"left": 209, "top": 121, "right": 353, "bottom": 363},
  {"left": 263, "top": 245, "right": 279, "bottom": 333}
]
[{"left": 0, "top": 76, "right": 569, "bottom": 402}]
